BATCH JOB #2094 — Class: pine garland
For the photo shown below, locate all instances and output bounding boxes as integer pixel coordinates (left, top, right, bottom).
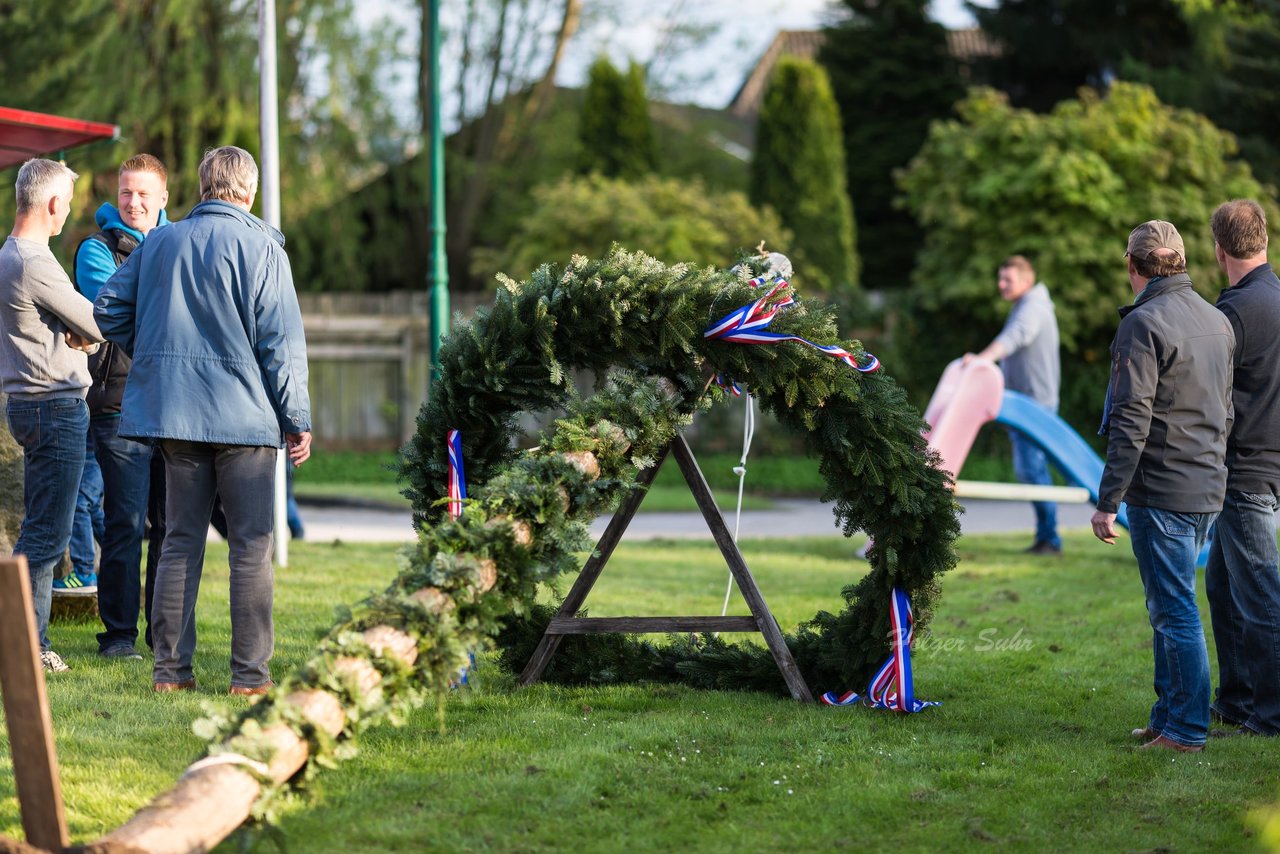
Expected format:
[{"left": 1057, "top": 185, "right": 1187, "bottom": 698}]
[
  {"left": 168, "top": 248, "right": 958, "bottom": 839},
  {"left": 402, "top": 247, "right": 961, "bottom": 693}
]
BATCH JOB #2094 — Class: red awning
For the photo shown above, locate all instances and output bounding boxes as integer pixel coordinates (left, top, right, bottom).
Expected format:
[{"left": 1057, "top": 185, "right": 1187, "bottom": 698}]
[{"left": 0, "top": 106, "right": 119, "bottom": 170}]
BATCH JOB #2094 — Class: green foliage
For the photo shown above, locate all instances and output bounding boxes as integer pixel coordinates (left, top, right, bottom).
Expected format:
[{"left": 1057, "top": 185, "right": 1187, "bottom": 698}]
[
  {"left": 578, "top": 57, "right": 658, "bottom": 179},
  {"left": 819, "top": 0, "right": 962, "bottom": 290},
  {"left": 401, "top": 247, "right": 959, "bottom": 695},
  {"left": 897, "top": 83, "right": 1276, "bottom": 434},
  {"left": 287, "top": 92, "right": 751, "bottom": 293},
  {"left": 750, "top": 57, "right": 859, "bottom": 297},
  {"left": 473, "top": 174, "right": 796, "bottom": 285},
  {"left": 969, "top": 0, "right": 1193, "bottom": 112},
  {"left": 0, "top": 0, "right": 405, "bottom": 267},
  {"left": 1122, "top": 0, "right": 1280, "bottom": 189}
]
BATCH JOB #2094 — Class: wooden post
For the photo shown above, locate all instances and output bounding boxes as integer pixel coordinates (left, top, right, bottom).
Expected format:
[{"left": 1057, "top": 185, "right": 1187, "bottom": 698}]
[
  {"left": 0, "top": 557, "right": 69, "bottom": 851},
  {"left": 520, "top": 436, "right": 814, "bottom": 701}
]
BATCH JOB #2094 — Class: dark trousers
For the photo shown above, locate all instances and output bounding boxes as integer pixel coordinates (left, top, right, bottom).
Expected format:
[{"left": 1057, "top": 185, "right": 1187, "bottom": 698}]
[
  {"left": 1206, "top": 490, "right": 1280, "bottom": 735},
  {"left": 144, "top": 450, "right": 165, "bottom": 649},
  {"left": 91, "top": 416, "right": 154, "bottom": 651},
  {"left": 151, "top": 440, "right": 276, "bottom": 688}
]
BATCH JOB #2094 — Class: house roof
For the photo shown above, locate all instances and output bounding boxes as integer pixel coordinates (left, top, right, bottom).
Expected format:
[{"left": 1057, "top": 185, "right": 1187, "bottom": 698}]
[
  {"left": 0, "top": 106, "right": 119, "bottom": 170},
  {"left": 727, "top": 27, "right": 999, "bottom": 119}
]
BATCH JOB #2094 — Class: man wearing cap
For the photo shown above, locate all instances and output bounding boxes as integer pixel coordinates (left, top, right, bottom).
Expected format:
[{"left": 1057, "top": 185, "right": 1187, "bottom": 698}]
[
  {"left": 1091, "top": 220, "right": 1235, "bottom": 753},
  {"left": 1204, "top": 199, "right": 1280, "bottom": 737}
]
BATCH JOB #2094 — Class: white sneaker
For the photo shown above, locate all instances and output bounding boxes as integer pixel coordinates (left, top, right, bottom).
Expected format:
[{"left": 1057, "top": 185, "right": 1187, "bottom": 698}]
[{"left": 40, "top": 650, "right": 69, "bottom": 673}]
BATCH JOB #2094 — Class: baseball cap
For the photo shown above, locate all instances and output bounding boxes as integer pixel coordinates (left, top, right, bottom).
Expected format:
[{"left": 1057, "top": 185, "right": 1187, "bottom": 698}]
[{"left": 1125, "top": 220, "right": 1186, "bottom": 264}]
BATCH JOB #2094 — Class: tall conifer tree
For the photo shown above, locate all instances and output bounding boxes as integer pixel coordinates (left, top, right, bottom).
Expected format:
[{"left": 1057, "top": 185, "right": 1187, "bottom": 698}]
[
  {"left": 969, "top": 0, "right": 1192, "bottom": 112},
  {"left": 750, "top": 57, "right": 859, "bottom": 297},
  {"left": 820, "top": 0, "right": 961, "bottom": 290},
  {"left": 578, "top": 57, "right": 657, "bottom": 179}
]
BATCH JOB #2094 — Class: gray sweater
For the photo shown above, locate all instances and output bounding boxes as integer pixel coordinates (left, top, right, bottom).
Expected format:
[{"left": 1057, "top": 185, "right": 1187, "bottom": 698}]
[
  {"left": 993, "top": 282, "right": 1060, "bottom": 411},
  {"left": 0, "top": 236, "right": 103, "bottom": 400}
]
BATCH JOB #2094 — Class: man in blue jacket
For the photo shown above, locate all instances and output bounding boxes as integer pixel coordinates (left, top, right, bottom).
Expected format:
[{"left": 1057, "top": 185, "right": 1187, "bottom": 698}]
[
  {"left": 74, "top": 153, "right": 170, "bottom": 660},
  {"left": 95, "top": 146, "right": 312, "bottom": 696}
]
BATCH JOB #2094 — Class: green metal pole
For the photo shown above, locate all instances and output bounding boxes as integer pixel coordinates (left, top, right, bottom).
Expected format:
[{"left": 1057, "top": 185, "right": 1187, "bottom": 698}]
[{"left": 427, "top": 0, "right": 449, "bottom": 383}]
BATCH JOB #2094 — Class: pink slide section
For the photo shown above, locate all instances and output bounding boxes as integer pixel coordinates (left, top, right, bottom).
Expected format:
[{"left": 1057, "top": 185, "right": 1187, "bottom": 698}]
[{"left": 921, "top": 358, "right": 1004, "bottom": 481}]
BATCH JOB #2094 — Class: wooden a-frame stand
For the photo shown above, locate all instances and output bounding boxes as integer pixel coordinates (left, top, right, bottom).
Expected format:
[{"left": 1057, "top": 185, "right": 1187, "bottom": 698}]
[{"left": 518, "top": 434, "right": 814, "bottom": 702}]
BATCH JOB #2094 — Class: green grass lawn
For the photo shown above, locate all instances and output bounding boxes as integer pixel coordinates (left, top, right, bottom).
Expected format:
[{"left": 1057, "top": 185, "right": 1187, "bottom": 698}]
[{"left": 5, "top": 534, "right": 1278, "bottom": 851}]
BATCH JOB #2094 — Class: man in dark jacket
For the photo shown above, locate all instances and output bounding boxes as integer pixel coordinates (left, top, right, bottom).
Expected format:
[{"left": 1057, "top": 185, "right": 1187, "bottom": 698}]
[
  {"left": 95, "top": 146, "right": 312, "bottom": 696},
  {"left": 74, "top": 153, "right": 170, "bottom": 660},
  {"left": 1091, "top": 220, "right": 1235, "bottom": 753},
  {"left": 1205, "top": 199, "right": 1280, "bottom": 737}
]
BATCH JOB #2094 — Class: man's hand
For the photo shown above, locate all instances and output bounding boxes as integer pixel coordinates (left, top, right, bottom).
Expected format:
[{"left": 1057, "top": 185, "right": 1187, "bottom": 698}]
[
  {"left": 286, "top": 431, "right": 312, "bottom": 466},
  {"left": 1091, "top": 510, "right": 1119, "bottom": 544},
  {"left": 64, "top": 331, "right": 98, "bottom": 353}
]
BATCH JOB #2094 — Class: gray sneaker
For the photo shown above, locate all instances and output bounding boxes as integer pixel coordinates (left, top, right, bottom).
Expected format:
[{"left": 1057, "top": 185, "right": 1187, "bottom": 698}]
[
  {"left": 99, "top": 644, "right": 143, "bottom": 660},
  {"left": 40, "top": 650, "right": 70, "bottom": 673}
]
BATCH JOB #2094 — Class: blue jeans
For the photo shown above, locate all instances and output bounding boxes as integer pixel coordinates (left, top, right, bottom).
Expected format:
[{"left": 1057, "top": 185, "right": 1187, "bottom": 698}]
[
  {"left": 70, "top": 428, "right": 104, "bottom": 576},
  {"left": 1009, "top": 429, "right": 1059, "bottom": 548},
  {"left": 91, "top": 417, "right": 154, "bottom": 651},
  {"left": 1129, "top": 505, "right": 1216, "bottom": 747},
  {"left": 1205, "top": 490, "right": 1280, "bottom": 735},
  {"left": 7, "top": 397, "right": 89, "bottom": 650},
  {"left": 153, "top": 441, "right": 277, "bottom": 688}
]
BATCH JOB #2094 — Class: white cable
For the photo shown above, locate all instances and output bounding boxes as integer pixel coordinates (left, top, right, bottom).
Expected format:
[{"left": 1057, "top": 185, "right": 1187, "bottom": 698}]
[
  {"left": 721, "top": 392, "right": 755, "bottom": 618},
  {"left": 183, "top": 752, "right": 271, "bottom": 780}
]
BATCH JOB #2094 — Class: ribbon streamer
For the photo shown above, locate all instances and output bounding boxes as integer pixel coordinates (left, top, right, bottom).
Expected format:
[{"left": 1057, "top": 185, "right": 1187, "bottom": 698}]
[
  {"left": 820, "top": 587, "right": 939, "bottom": 713},
  {"left": 447, "top": 429, "right": 466, "bottom": 518},
  {"left": 714, "top": 373, "right": 742, "bottom": 397},
  {"left": 704, "top": 277, "right": 879, "bottom": 373}
]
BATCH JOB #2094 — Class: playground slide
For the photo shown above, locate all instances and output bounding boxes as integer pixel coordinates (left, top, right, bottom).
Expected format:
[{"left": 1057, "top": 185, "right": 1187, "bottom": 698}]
[
  {"left": 924, "top": 358, "right": 1211, "bottom": 563},
  {"left": 922, "top": 358, "right": 1004, "bottom": 481},
  {"left": 994, "top": 390, "right": 1128, "bottom": 530}
]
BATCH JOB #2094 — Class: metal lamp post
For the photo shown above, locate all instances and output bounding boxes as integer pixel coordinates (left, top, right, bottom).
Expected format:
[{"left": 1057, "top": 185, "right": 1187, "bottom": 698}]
[{"left": 427, "top": 0, "right": 449, "bottom": 380}]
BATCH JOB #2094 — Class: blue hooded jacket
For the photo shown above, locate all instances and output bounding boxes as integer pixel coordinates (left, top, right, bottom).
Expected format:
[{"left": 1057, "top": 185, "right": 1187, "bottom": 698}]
[
  {"left": 94, "top": 200, "right": 311, "bottom": 447},
  {"left": 74, "top": 202, "right": 171, "bottom": 301}
]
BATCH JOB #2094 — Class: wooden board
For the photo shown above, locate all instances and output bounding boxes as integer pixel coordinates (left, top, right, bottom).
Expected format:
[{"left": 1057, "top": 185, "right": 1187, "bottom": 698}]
[
  {"left": 520, "top": 436, "right": 814, "bottom": 702},
  {"left": 0, "top": 557, "right": 68, "bottom": 850}
]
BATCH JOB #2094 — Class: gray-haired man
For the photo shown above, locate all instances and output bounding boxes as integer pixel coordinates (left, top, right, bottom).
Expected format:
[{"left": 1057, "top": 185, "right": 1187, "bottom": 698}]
[
  {"left": 96, "top": 146, "right": 312, "bottom": 696},
  {"left": 1092, "top": 220, "right": 1235, "bottom": 752},
  {"left": 0, "top": 158, "right": 104, "bottom": 672}
]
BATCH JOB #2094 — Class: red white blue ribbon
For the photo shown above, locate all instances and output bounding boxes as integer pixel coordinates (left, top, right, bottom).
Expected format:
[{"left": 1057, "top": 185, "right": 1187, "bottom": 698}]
[
  {"left": 704, "top": 277, "right": 880, "bottom": 373},
  {"left": 820, "top": 587, "right": 939, "bottom": 713},
  {"left": 715, "top": 373, "right": 743, "bottom": 397},
  {"left": 447, "top": 429, "right": 466, "bottom": 518}
]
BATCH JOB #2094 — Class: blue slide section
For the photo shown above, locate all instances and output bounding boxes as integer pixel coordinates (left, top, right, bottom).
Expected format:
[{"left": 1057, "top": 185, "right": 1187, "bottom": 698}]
[
  {"left": 994, "top": 390, "right": 1212, "bottom": 565},
  {"left": 994, "top": 390, "right": 1128, "bottom": 529}
]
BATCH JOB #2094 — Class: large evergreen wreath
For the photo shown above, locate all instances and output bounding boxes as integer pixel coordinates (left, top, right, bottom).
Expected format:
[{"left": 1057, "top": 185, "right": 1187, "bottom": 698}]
[{"left": 399, "top": 247, "right": 961, "bottom": 694}]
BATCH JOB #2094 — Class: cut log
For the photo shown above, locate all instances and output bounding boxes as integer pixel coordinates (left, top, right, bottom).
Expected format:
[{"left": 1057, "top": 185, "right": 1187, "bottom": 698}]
[{"left": 92, "top": 630, "right": 405, "bottom": 853}]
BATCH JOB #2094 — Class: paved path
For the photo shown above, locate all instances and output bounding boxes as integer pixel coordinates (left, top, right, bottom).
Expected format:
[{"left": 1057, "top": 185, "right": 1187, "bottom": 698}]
[{"left": 293, "top": 497, "right": 1098, "bottom": 544}]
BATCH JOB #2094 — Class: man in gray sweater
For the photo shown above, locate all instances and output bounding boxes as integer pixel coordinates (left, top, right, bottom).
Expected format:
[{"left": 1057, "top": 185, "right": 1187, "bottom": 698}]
[
  {"left": 0, "top": 158, "right": 104, "bottom": 673},
  {"left": 968, "top": 255, "right": 1063, "bottom": 554}
]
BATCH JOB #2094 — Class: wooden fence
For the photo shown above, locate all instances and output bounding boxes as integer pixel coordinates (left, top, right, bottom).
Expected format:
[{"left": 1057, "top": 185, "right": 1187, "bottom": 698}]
[{"left": 299, "top": 291, "right": 485, "bottom": 450}]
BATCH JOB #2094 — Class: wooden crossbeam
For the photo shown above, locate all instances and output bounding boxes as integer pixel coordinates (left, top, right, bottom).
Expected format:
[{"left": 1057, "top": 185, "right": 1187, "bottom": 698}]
[
  {"left": 953, "top": 479, "right": 1091, "bottom": 503},
  {"left": 519, "top": 435, "right": 814, "bottom": 702},
  {"left": 0, "top": 557, "right": 69, "bottom": 851}
]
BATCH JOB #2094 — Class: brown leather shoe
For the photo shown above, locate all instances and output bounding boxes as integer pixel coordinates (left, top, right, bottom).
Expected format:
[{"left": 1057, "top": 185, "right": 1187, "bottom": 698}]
[
  {"left": 1131, "top": 726, "right": 1158, "bottom": 741},
  {"left": 153, "top": 679, "right": 197, "bottom": 692},
  {"left": 1140, "top": 734, "right": 1204, "bottom": 753},
  {"left": 228, "top": 681, "right": 273, "bottom": 697}
]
